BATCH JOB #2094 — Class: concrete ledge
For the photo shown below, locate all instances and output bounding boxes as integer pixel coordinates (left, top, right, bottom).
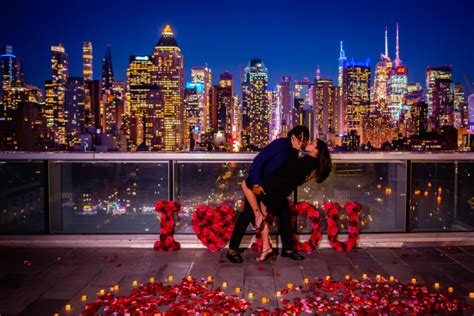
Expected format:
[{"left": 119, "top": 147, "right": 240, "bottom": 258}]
[{"left": 0, "top": 232, "right": 473, "bottom": 248}]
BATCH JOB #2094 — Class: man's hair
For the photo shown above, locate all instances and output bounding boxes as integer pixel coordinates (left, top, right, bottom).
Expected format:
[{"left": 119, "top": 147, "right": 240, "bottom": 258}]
[
  {"left": 287, "top": 125, "right": 309, "bottom": 142},
  {"left": 315, "top": 138, "right": 332, "bottom": 183}
]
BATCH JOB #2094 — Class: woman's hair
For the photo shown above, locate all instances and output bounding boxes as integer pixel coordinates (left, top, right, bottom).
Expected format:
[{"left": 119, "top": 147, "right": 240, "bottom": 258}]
[
  {"left": 287, "top": 125, "right": 309, "bottom": 142},
  {"left": 315, "top": 138, "right": 332, "bottom": 183}
]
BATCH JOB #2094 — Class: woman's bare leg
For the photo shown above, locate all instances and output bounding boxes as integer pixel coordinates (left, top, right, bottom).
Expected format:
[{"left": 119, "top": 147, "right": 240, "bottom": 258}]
[
  {"left": 257, "top": 202, "right": 272, "bottom": 261},
  {"left": 241, "top": 180, "right": 264, "bottom": 229}
]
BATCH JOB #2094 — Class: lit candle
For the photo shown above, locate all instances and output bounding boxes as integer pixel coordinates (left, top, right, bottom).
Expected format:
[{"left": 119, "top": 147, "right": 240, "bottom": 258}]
[
  {"left": 149, "top": 277, "right": 155, "bottom": 283},
  {"left": 248, "top": 292, "right": 254, "bottom": 299},
  {"left": 261, "top": 297, "right": 268, "bottom": 303},
  {"left": 325, "top": 275, "right": 331, "bottom": 281},
  {"left": 448, "top": 287, "right": 454, "bottom": 293},
  {"left": 207, "top": 276, "right": 213, "bottom": 282},
  {"left": 362, "top": 274, "right": 368, "bottom": 280},
  {"left": 434, "top": 283, "right": 440, "bottom": 289},
  {"left": 411, "top": 278, "right": 417, "bottom": 284},
  {"left": 168, "top": 275, "right": 174, "bottom": 281},
  {"left": 376, "top": 274, "right": 381, "bottom": 281},
  {"left": 113, "top": 284, "right": 120, "bottom": 291},
  {"left": 344, "top": 275, "right": 350, "bottom": 281},
  {"left": 81, "top": 295, "right": 88, "bottom": 301},
  {"left": 235, "top": 287, "right": 241, "bottom": 293},
  {"left": 287, "top": 283, "right": 294, "bottom": 289},
  {"left": 186, "top": 275, "right": 193, "bottom": 281},
  {"left": 469, "top": 292, "right": 474, "bottom": 298},
  {"left": 222, "top": 282, "right": 228, "bottom": 288},
  {"left": 132, "top": 280, "right": 138, "bottom": 286},
  {"left": 65, "top": 304, "right": 72, "bottom": 311},
  {"left": 389, "top": 276, "right": 395, "bottom": 282},
  {"left": 276, "top": 291, "right": 281, "bottom": 297},
  {"left": 99, "top": 289, "right": 105, "bottom": 295}
]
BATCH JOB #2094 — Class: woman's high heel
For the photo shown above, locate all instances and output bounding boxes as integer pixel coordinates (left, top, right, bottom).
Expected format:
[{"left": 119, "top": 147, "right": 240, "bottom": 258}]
[
  {"left": 256, "top": 248, "right": 276, "bottom": 262},
  {"left": 252, "top": 208, "right": 267, "bottom": 232}
]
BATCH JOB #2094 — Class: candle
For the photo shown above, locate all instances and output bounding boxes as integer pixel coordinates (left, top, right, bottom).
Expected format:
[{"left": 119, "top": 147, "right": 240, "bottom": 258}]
[
  {"left": 261, "top": 297, "right": 268, "bottom": 303},
  {"left": 168, "top": 275, "right": 174, "bottom": 281},
  {"left": 186, "top": 275, "right": 193, "bottom": 281},
  {"left": 207, "top": 276, "right": 213, "bottom": 282},
  {"left": 287, "top": 283, "right": 294, "bottom": 289},
  {"left": 132, "top": 280, "right": 138, "bottom": 286},
  {"left": 99, "top": 289, "right": 105, "bottom": 295},
  {"left": 276, "top": 291, "right": 281, "bottom": 297},
  {"left": 434, "top": 283, "right": 440, "bottom": 289},
  {"left": 448, "top": 287, "right": 454, "bottom": 293},
  {"left": 65, "top": 304, "right": 72, "bottom": 311},
  {"left": 362, "top": 274, "right": 368, "bottom": 280},
  {"left": 344, "top": 275, "right": 350, "bottom": 281},
  {"left": 376, "top": 274, "right": 381, "bottom": 281},
  {"left": 303, "top": 278, "right": 310, "bottom": 284},
  {"left": 222, "top": 282, "right": 228, "bottom": 288},
  {"left": 469, "top": 292, "right": 474, "bottom": 298},
  {"left": 325, "top": 275, "right": 331, "bottom": 281},
  {"left": 411, "top": 278, "right": 417, "bottom": 284},
  {"left": 81, "top": 295, "right": 88, "bottom": 301},
  {"left": 248, "top": 292, "right": 254, "bottom": 299},
  {"left": 149, "top": 277, "right": 155, "bottom": 283},
  {"left": 235, "top": 287, "right": 241, "bottom": 293},
  {"left": 113, "top": 284, "right": 120, "bottom": 291},
  {"left": 389, "top": 276, "right": 395, "bottom": 282}
]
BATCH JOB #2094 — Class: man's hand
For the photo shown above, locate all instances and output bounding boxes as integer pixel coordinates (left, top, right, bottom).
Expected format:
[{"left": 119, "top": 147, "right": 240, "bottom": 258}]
[
  {"left": 252, "top": 184, "right": 266, "bottom": 195},
  {"left": 304, "top": 170, "right": 317, "bottom": 183}
]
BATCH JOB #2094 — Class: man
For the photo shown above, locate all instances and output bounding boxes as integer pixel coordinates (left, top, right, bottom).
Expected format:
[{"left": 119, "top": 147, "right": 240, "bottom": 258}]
[{"left": 226, "top": 125, "right": 310, "bottom": 263}]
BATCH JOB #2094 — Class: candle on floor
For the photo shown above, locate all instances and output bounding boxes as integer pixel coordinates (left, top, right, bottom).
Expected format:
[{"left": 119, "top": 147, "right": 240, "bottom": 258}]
[
  {"left": 222, "top": 282, "right": 228, "bottom": 288},
  {"left": 325, "top": 275, "right": 331, "bottom": 281},
  {"left": 248, "top": 292, "right": 254, "bottom": 299},
  {"left": 469, "top": 292, "right": 474, "bottom": 298},
  {"left": 261, "top": 297, "right": 268, "bottom": 303},
  {"left": 448, "top": 287, "right": 454, "bottom": 293},
  {"left": 434, "top": 283, "right": 440, "bottom": 289},
  {"left": 81, "top": 295, "right": 88, "bottom": 301},
  {"left": 65, "top": 304, "right": 72, "bottom": 311},
  {"left": 235, "top": 287, "right": 241, "bottom": 293},
  {"left": 389, "top": 276, "right": 395, "bottom": 282},
  {"left": 207, "top": 276, "right": 213, "bottom": 282},
  {"left": 186, "top": 275, "right": 193, "bottom": 281},
  {"left": 287, "top": 283, "right": 294, "bottom": 289},
  {"left": 362, "top": 274, "right": 368, "bottom": 280},
  {"left": 168, "top": 275, "right": 174, "bottom": 281},
  {"left": 99, "top": 289, "right": 105, "bottom": 295},
  {"left": 113, "top": 284, "right": 119, "bottom": 291},
  {"left": 344, "top": 275, "right": 351, "bottom": 281},
  {"left": 132, "top": 280, "right": 138, "bottom": 286},
  {"left": 303, "top": 278, "right": 310, "bottom": 284},
  {"left": 276, "top": 291, "right": 281, "bottom": 297},
  {"left": 411, "top": 278, "right": 417, "bottom": 284},
  {"left": 149, "top": 277, "right": 155, "bottom": 283}
]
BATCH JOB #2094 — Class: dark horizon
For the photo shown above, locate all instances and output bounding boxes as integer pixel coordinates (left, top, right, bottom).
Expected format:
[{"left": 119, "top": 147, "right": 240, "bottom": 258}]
[{"left": 2, "top": 0, "right": 474, "bottom": 92}]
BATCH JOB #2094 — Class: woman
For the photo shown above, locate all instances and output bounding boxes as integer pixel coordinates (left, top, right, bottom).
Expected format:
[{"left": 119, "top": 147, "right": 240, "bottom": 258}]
[{"left": 243, "top": 138, "right": 332, "bottom": 262}]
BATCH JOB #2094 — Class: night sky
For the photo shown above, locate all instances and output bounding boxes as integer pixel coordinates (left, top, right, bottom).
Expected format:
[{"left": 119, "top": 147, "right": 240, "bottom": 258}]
[{"left": 2, "top": 0, "right": 474, "bottom": 93}]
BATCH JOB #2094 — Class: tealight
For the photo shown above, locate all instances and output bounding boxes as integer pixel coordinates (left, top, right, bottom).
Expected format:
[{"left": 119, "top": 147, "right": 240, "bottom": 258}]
[
  {"left": 448, "top": 287, "right": 454, "bottom": 293},
  {"left": 222, "top": 282, "right": 228, "bottom": 288},
  {"left": 113, "top": 284, "right": 120, "bottom": 291},
  {"left": 186, "top": 275, "right": 193, "bottom": 281},
  {"left": 469, "top": 292, "right": 474, "bottom": 298},
  {"left": 287, "top": 283, "right": 294, "bottom": 289},
  {"left": 248, "top": 292, "right": 254, "bottom": 299},
  {"left": 99, "top": 289, "right": 105, "bottom": 295},
  {"left": 411, "top": 278, "right": 417, "bottom": 284},
  {"left": 362, "top": 274, "right": 368, "bottom": 280},
  {"left": 344, "top": 275, "right": 350, "bottom": 281},
  {"left": 389, "top": 276, "right": 395, "bottom": 282},
  {"left": 325, "top": 275, "right": 331, "bottom": 281},
  {"left": 81, "top": 295, "right": 88, "bottom": 301},
  {"left": 65, "top": 304, "right": 72, "bottom": 311},
  {"left": 207, "top": 276, "right": 213, "bottom": 282},
  {"left": 261, "top": 297, "right": 268, "bottom": 303},
  {"left": 276, "top": 291, "right": 281, "bottom": 297},
  {"left": 132, "top": 280, "right": 138, "bottom": 286},
  {"left": 149, "top": 277, "right": 155, "bottom": 283},
  {"left": 168, "top": 275, "right": 174, "bottom": 281},
  {"left": 235, "top": 287, "right": 241, "bottom": 293},
  {"left": 376, "top": 274, "right": 381, "bottom": 281},
  {"left": 303, "top": 278, "right": 310, "bottom": 284},
  {"left": 434, "top": 283, "right": 440, "bottom": 289}
]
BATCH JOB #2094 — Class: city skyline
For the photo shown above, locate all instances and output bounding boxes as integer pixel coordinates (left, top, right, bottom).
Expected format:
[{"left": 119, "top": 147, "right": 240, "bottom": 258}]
[{"left": 2, "top": 0, "right": 474, "bottom": 90}]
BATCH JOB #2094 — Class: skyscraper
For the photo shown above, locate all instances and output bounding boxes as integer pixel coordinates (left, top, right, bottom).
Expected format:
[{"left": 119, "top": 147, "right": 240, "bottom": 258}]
[
  {"left": 242, "top": 58, "right": 269, "bottom": 149},
  {"left": 373, "top": 27, "right": 392, "bottom": 108},
  {"left": 65, "top": 77, "right": 85, "bottom": 149},
  {"left": 432, "top": 78, "right": 454, "bottom": 128},
  {"left": 191, "top": 65, "right": 212, "bottom": 132},
  {"left": 468, "top": 94, "right": 474, "bottom": 130},
  {"left": 453, "top": 83, "right": 468, "bottom": 128},
  {"left": 387, "top": 23, "right": 408, "bottom": 121},
  {"left": 101, "top": 45, "right": 114, "bottom": 95},
  {"left": 210, "top": 72, "right": 234, "bottom": 138},
  {"left": 426, "top": 65, "right": 452, "bottom": 116},
  {"left": 82, "top": 41, "right": 93, "bottom": 81},
  {"left": 184, "top": 84, "right": 201, "bottom": 150},
  {"left": 1, "top": 45, "right": 25, "bottom": 121},
  {"left": 343, "top": 58, "right": 371, "bottom": 141},
  {"left": 314, "top": 78, "right": 337, "bottom": 140},
  {"left": 276, "top": 76, "right": 291, "bottom": 135},
  {"left": 337, "top": 41, "right": 347, "bottom": 135},
  {"left": 49, "top": 44, "right": 68, "bottom": 146},
  {"left": 151, "top": 25, "right": 184, "bottom": 151}
]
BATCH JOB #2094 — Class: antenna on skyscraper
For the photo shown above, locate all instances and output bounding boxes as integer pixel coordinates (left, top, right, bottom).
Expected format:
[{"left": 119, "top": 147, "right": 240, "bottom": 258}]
[
  {"left": 316, "top": 65, "right": 321, "bottom": 80},
  {"left": 394, "top": 22, "right": 401, "bottom": 67},
  {"left": 384, "top": 26, "right": 389, "bottom": 59},
  {"left": 339, "top": 41, "right": 346, "bottom": 61}
]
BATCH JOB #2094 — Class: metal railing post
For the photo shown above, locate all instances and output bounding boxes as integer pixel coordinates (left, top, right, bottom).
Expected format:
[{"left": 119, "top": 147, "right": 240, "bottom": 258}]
[
  {"left": 43, "top": 160, "right": 50, "bottom": 234},
  {"left": 405, "top": 160, "right": 411, "bottom": 232}
]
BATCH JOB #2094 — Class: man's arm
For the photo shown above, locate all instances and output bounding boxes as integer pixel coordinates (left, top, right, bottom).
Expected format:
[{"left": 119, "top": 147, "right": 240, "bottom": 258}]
[{"left": 249, "top": 139, "right": 284, "bottom": 187}]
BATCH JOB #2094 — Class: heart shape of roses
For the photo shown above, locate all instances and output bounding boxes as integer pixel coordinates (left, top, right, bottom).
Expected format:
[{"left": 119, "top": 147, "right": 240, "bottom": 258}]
[{"left": 192, "top": 204, "right": 236, "bottom": 252}]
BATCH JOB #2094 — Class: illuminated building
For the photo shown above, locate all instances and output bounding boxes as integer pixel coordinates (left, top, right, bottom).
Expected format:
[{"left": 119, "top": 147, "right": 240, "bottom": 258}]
[
  {"left": 82, "top": 41, "right": 93, "bottom": 81},
  {"left": 151, "top": 25, "right": 184, "bottom": 151},
  {"left": 293, "top": 78, "right": 311, "bottom": 126},
  {"left": 1, "top": 45, "right": 24, "bottom": 109},
  {"left": 387, "top": 23, "right": 408, "bottom": 121},
  {"left": 49, "top": 44, "right": 68, "bottom": 146},
  {"left": 469, "top": 94, "right": 474, "bottom": 131},
  {"left": 343, "top": 58, "right": 371, "bottom": 142},
  {"left": 125, "top": 55, "right": 162, "bottom": 151},
  {"left": 432, "top": 78, "right": 454, "bottom": 128},
  {"left": 191, "top": 65, "right": 212, "bottom": 132},
  {"left": 184, "top": 85, "right": 200, "bottom": 150},
  {"left": 426, "top": 65, "right": 452, "bottom": 116},
  {"left": 232, "top": 95, "right": 242, "bottom": 151},
  {"left": 410, "top": 101, "right": 428, "bottom": 137},
  {"left": 454, "top": 83, "right": 468, "bottom": 128},
  {"left": 276, "top": 76, "right": 291, "bottom": 134},
  {"left": 268, "top": 88, "right": 279, "bottom": 141},
  {"left": 65, "top": 77, "right": 85, "bottom": 149},
  {"left": 101, "top": 45, "right": 114, "bottom": 95},
  {"left": 363, "top": 108, "right": 393, "bottom": 149},
  {"left": 337, "top": 41, "right": 347, "bottom": 134},
  {"left": 242, "top": 58, "right": 269, "bottom": 149},
  {"left": 209, "top": 72, "right": 234, "bottom": 140},
  {"left": 373, "top": 27, "right": 392, "bottom": 110},
  {"left": 314, "top": 78, "right": 337, "bottom": 140},
  {"left": 85, "top": 80, "right": 101, "bottom": 132}
]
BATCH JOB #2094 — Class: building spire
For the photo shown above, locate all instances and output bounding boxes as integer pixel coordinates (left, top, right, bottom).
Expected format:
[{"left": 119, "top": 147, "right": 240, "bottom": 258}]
[
  {"left": 339, "top": 41, "right": 346, "bottom": 61},
  {"left": 385, "top": 26, "right": 388, "bottom": 58},
  {"left": 394, "top": 22, "right": 401, "bottom": 67},
  {"left": 316, "top": 64, "right": 321, "bottom": 80}
]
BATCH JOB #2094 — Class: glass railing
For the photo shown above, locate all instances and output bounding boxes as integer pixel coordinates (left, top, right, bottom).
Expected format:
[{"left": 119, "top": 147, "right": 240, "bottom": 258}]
[{"left": 0, "top": 152, "right": 473, "bottom": 234}]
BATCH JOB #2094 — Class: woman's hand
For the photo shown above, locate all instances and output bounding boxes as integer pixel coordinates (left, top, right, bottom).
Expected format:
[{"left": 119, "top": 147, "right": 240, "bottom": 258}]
[
  {"left": 252, "top": 184, "right": 266, "bottom": 195},
  {"left": 304, "top": 170, "right": 317, "bottom": 183}
]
